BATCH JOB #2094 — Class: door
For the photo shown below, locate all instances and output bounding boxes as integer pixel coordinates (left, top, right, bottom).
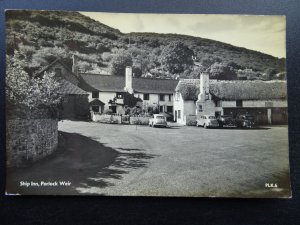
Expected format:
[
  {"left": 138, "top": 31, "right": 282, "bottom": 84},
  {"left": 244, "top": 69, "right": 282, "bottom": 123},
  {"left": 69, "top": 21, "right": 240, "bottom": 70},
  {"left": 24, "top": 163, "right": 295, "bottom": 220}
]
[{"left": 174, "top": 110, "right": 177, "bottom": 122}]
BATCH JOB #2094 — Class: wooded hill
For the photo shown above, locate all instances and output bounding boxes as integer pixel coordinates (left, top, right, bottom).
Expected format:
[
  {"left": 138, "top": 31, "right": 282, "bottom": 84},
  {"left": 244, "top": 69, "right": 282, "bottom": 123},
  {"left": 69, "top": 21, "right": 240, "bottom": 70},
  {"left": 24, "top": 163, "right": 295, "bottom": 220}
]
[{"left": 6, "top": 10, "right": 285, "bottom": 80}]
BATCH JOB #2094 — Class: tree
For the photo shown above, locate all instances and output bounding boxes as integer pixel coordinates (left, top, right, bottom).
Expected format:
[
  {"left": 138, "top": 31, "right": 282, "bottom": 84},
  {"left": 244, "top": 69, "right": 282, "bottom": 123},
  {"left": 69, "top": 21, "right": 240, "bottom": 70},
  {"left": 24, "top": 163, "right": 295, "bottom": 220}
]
[
  {"left": 237, "top": 68, "right": 258, "bottom": 80},
  {"left": 264, "top": 68, "right": 277, "bottom": 80},
  {"left": 123, "top": 92, "right": 142, "bottom": 108},
  {"left": 160, "top": 41, "right": 194, "bottom": 74},
  {"left": 208, "top": 62, "right": 237, "bottom": 80},
  {"left": 132, "top": 66, "right": 142, "bottom": 78},
  {"left": 6, "top": 51, "right": 61, "bottom": 113},
  {"left": 110, "top": 50, "right": 133, "bottom": 76},
  {"left": 189, "top": 66, "right": 206, "bottom": 79},
  {"left": 176, "top": 83, "right": 199, "bottom": 100}
]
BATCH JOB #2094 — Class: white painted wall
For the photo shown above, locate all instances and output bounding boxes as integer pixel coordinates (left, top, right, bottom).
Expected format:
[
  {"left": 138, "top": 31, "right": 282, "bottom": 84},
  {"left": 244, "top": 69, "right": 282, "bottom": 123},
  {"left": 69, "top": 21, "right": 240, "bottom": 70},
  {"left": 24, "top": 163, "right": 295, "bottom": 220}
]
[
  {"left": 221, "top": 100, "right": 287, "bottom": 108},
  {"left": 243, "top": 100, "right": 287, "bottom": 108},
  {"left": 135, "top": 93, "right": 174, "bottom": 112},
  {"left": 221, "top": 101, "right": 236, "bottom": 107},
  {"left": 173, "top": 92, "right": 184, "bottom": 124},
  {"left": 173, "top": 92, "right": 196, "bottom": 124},
  {"left": 88, "top": 91, "right": 119, "bottom": 111}
]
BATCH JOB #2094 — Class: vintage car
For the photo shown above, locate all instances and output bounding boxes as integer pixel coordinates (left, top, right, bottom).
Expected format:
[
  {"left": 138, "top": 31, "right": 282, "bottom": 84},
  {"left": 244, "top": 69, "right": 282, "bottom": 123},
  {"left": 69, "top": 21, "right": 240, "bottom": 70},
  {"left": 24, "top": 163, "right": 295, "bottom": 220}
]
[
  {"left": 149, "top": 114, "right": 168, "bottom": 128},
  {"left": 236, "top": 114, "right": 256, "bottom": 128},
  {"left": 217, "top": 115, "right": 237, "bottom": 128},
  {"left": 196, "top": 115, "right": 219, "bottom": 129}
]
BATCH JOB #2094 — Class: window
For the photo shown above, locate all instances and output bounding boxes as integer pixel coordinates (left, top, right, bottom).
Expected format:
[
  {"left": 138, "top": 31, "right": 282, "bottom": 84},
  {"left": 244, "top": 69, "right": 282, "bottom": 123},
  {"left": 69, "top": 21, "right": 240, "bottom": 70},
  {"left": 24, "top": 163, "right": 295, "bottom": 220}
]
[
  {"left": 92, "top": 91, "right": 99, "bottom": 98},
  {"left": 167, "top": 106, "right": 173, "bottom": 113},
  {"left": 236, "top": 100, "right": 243, "bottom": 107},
  {"left": 54, "top": 68, "right": 62, "bottom": 77},
  {"left": 178, "top": 110, "right": 181, "bottom": 119},
  {"left": 143, "top": 94, "right": 149, "bottom": 100},
  {"left": 168, "top": 94, "right": 172, "bottom": 102},
  {"left": 198, "top": 104, "right": 203, "bottom": 112},
  {"left": 91, "top": 106, "right": 99, "bottom": 113},
  {"left": 116, "top": 92, "right": 123, "bottom": 99},
  {"left": 159, "top": 94, "right": 164, "bottom": 101},
  {"left": 159, "top": 106, "right": 164, "bottom": 112}
]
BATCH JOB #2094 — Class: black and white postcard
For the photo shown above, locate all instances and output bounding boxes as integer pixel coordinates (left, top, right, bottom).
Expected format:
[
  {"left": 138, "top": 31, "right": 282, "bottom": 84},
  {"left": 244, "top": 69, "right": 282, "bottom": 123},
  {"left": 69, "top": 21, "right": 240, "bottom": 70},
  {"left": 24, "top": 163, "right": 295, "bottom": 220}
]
[{"left": 5, "top": 10, "right": 291, "bottom": 197}]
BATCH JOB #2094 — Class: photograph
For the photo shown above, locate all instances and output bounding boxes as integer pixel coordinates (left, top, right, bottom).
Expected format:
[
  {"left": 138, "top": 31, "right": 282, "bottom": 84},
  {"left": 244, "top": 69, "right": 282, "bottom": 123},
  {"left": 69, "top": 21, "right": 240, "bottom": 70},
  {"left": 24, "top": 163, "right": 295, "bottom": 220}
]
[{"left": 5, "top": 10, "right": 291, "bottom": 197}]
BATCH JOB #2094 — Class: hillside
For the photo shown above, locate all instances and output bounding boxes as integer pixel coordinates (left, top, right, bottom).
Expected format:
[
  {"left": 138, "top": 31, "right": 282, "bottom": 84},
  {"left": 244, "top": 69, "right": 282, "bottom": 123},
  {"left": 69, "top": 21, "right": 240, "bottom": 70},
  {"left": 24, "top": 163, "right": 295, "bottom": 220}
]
[{"left": 5, "top": 10, "right": 285, "bottom": 79}]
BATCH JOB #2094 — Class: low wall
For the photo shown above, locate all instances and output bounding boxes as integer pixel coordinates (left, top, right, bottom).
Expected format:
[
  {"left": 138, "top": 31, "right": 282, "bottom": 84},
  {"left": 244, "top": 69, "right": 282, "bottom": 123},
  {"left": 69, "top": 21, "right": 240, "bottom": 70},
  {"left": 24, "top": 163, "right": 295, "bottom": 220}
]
[
  {"left": 6, "top": 118, "right": 58, "bottom": 167},
  {"left": 185, "top": 115, "right": 197, "bottom": 126},
  {"left": 130, "top": 116, "right": 150, "bottom": 125},
  {"left": 92, "top": 113, "right": 122, "bottom": 124}
]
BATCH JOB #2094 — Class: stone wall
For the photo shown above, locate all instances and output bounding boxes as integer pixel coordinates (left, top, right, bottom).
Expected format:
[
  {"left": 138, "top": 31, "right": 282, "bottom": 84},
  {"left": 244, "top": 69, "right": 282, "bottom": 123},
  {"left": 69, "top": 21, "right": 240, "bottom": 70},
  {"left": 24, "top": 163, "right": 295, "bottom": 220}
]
[
  {"left": 92, "top": 113, "right": 122, "bottom": 124},
  {"left": 6, "top": 118, "right": 58, "bottom": 167}
]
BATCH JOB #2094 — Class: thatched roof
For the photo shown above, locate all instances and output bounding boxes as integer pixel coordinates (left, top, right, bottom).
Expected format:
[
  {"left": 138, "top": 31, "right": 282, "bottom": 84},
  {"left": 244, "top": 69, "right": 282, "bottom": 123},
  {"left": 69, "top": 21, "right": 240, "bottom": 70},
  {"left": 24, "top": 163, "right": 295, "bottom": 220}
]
[
  {"left": 210, "top": 80, "right": 287, "bottom": 100},
  {"left": 176, "top": 79, "right": 287, "bottom": 101}
]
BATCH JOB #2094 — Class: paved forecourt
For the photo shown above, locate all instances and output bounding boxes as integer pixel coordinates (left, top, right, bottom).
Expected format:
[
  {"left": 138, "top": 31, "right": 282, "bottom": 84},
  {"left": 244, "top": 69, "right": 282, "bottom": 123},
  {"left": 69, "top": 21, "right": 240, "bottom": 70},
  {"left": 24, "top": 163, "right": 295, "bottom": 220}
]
[{"left": 58, "top": 120, "right": 290, "bottom": 197}]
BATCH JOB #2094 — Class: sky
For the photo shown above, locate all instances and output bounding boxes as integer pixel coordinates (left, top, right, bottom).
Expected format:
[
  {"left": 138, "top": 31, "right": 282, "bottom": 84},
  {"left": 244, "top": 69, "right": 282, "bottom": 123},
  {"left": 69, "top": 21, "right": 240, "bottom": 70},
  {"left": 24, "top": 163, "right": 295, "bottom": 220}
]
[{"left": 80, "top": 12, "right": 286, "bottom": 58}]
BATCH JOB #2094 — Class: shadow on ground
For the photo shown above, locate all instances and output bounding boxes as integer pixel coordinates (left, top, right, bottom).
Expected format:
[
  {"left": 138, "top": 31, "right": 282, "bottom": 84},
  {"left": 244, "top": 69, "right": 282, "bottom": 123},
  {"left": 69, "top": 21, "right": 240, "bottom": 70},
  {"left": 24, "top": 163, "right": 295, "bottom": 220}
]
[
  {"left": 78, "top": 147, "right": 158, "bottom": 194},
  {"left": 6, "top": 131, "right": 157, "bottom": 195}
]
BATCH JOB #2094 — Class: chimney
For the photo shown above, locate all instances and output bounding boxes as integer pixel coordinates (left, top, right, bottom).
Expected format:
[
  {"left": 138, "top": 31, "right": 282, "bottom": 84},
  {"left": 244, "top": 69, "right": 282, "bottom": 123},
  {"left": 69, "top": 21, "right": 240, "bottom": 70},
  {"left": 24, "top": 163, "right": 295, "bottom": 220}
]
[
  {"left": 198, "top": 72, "right": 210, "bottom": 102},
  {"left": 72, "top": 54, "right": 78, "bottom": 74},
  {"left": 124, "top": 66, "right": 134, "bottom": 94}
]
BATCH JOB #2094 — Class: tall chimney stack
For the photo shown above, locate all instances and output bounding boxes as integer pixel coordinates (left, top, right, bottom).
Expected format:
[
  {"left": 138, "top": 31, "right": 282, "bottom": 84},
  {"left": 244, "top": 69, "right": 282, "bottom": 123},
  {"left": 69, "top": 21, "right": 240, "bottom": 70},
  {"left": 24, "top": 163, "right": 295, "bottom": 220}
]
[
  {"left": 198, "top": 72, "right": 210, "bottom": 102},
  {"left": 124, "top": 66, "right": 134, "bottom": 94}
]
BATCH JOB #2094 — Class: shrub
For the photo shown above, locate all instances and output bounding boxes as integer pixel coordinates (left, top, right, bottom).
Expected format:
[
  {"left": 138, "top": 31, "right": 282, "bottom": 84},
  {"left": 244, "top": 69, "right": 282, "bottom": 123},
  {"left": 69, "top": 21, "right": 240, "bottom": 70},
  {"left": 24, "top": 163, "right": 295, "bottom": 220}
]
[
  {"left": 103, "top": 109, "right": 113, "bottom": 115},
  {"left": 186, "top": 120, "right": 197, "bottom": 126},
  {"left": 130, "top": 116, "right": 150, "bottom": 125},
  {"left": 186, "top": 115, "right": 197, "bottom": 126}
]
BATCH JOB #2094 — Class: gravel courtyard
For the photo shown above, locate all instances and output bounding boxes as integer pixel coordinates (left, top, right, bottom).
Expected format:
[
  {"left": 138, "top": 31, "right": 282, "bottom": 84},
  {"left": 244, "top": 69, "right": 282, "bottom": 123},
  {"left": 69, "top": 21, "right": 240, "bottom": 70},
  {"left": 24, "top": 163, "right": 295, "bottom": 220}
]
[{"left": 56, "top": 121, "right": 291, "bottom": 198}]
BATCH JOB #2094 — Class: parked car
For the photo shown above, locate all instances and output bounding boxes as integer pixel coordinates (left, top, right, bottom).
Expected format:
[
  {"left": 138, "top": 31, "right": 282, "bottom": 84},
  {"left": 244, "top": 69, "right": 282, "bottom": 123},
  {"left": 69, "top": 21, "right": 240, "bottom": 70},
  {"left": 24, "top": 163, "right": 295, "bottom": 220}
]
[
  {"left": 196, "top": 115, "right": 219, "bottom": 129},
  {"left": 236, "top": 114, "right": 256, "bottom": 128},
  {"left": 217, "top": 115, "right": 237, "bottom": 128},
  {"left": 149, "top": 114, "right": 167, "bottom": 128}
]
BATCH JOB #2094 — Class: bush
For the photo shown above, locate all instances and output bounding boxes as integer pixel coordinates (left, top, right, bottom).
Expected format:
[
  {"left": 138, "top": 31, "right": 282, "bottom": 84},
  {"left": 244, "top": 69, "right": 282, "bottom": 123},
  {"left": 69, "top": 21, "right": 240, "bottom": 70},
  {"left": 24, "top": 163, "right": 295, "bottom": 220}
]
[
  {"left": 130, "top": 116, "right": 150, "bottom": 125},
  {"left": 186, "top": 115, "right": 197, "bottom": 126},
  {"left": 186, "top": 120, "right": 197, "bottom": 126},
  {"left": 103, "top": 109, "right": 113, "bottom": 115}
]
